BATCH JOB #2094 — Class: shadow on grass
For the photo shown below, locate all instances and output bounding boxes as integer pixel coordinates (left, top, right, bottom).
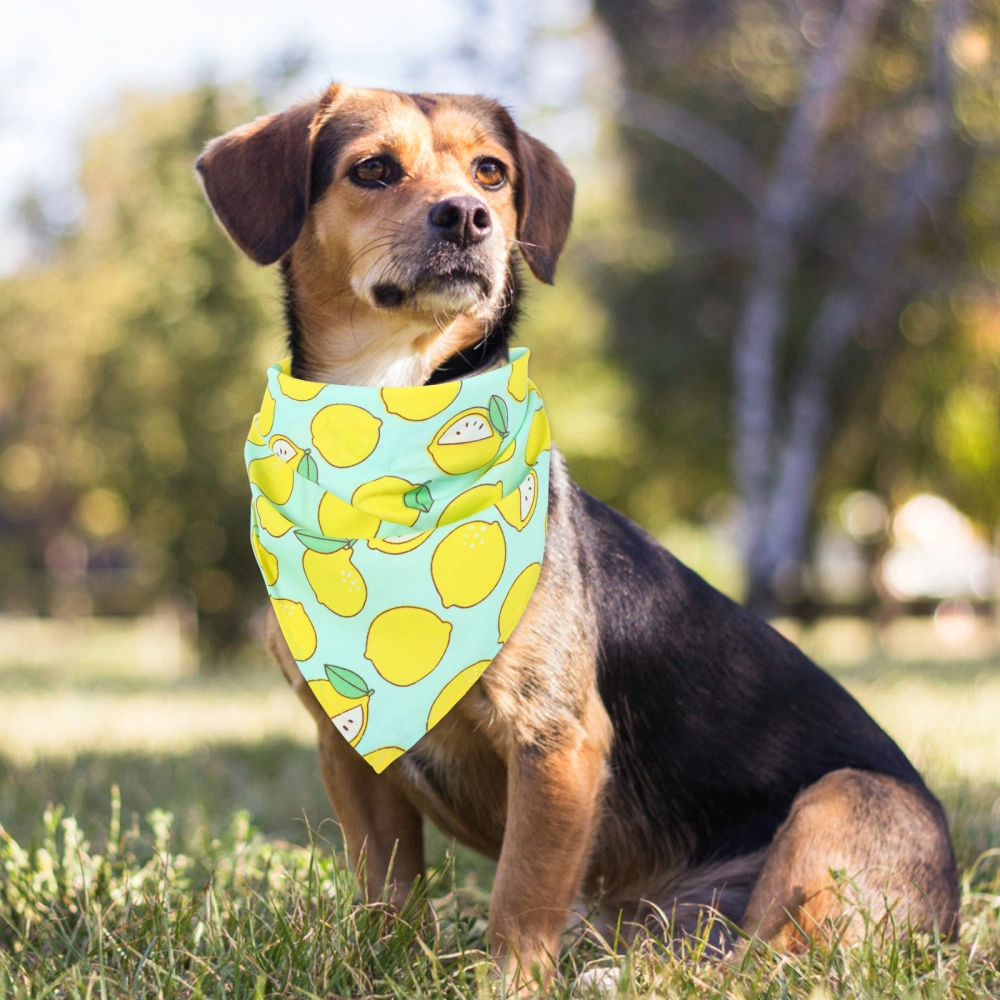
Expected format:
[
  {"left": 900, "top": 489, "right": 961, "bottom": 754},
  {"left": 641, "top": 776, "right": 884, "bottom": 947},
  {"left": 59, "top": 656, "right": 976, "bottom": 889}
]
[{"left": 0, "top": 739, "right": 497, "bottom": 887}]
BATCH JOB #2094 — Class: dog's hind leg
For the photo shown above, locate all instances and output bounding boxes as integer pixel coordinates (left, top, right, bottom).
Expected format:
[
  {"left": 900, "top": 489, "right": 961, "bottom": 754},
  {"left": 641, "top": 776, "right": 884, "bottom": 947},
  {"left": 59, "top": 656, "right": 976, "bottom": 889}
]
[
  {"left": 740, "top": 768, "right": 959, "bottom": 951},
  {"left": 266, "top": 612, "right": 425, "bottom": 907}
]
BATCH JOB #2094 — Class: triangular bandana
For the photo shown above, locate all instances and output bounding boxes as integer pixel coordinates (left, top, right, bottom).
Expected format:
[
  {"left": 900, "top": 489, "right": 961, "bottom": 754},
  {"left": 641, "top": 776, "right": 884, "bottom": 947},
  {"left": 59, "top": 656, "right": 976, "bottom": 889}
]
[{"left": 245, "top": 347, "right": 550, "bottom": 772}]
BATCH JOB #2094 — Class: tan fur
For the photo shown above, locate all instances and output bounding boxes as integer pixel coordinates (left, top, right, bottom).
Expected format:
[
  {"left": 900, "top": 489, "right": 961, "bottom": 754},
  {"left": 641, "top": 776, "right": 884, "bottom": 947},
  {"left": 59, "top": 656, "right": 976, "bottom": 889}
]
[
  {"left": 287, "top": 90, "right": 520, "bottom": 387},
  {"left": 741, "top": 769, "right": 960, "bottom": 951}
]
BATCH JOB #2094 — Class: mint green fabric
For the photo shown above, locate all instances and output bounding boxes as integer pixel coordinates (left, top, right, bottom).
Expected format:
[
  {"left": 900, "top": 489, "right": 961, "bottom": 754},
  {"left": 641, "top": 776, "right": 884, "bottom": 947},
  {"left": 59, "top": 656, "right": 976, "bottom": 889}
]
[{"left": 245, "top": 347, "right": 550, "bottom": 772}]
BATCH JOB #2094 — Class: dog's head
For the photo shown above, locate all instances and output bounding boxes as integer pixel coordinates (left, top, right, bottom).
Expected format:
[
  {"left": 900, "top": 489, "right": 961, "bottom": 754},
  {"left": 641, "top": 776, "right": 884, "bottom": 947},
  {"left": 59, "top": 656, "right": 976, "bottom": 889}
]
[{"left": 196, "top": 85, "right": 574, "bottom": 344}]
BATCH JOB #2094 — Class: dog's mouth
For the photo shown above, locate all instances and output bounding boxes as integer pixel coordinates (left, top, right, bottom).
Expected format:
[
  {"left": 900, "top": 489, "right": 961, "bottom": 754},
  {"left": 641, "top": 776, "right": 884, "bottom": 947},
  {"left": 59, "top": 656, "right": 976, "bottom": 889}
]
[{"left": 372, "top": 268, "right": 492, "bottom": 311}]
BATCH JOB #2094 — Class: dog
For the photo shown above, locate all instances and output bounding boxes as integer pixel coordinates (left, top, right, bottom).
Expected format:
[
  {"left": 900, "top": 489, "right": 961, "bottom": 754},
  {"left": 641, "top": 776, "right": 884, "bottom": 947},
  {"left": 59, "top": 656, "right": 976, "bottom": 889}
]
[{"left": 196, "top": 83, "right": 960, "bottom": 989}]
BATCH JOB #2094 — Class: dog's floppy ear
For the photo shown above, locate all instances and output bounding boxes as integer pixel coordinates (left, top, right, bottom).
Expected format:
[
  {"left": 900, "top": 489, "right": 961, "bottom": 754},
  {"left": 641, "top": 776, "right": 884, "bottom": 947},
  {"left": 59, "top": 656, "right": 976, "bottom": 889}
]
[
  {"left": 196, "top": 96, "right": 323, "bottom": 265},
  {"left": 511, "top": 129, "right": 575, "bottom": 284}
]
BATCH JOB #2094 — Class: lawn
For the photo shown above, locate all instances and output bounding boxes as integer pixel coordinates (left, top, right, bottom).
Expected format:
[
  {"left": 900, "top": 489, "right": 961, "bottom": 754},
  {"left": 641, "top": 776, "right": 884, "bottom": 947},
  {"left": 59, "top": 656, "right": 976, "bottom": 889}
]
[{"left": 1, "top": 650, "right": 998, "bottom": 998}]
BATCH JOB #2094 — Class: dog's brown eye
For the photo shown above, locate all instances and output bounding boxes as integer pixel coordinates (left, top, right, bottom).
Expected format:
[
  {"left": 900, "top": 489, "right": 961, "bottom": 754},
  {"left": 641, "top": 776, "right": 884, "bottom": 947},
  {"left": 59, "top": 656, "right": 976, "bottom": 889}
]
[
  {"left": 474, "top": 159, "right": 506, "bottom": 188},
  {"left": 350, "top": 157, "right": 395, "bottom": 186}
]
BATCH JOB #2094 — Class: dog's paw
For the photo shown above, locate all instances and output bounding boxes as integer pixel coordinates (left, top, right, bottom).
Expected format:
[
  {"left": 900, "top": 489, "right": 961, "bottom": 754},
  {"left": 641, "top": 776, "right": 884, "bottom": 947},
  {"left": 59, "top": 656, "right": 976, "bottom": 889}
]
[{"left": 575, "top": 965, "right": 620, "bottom": 996}]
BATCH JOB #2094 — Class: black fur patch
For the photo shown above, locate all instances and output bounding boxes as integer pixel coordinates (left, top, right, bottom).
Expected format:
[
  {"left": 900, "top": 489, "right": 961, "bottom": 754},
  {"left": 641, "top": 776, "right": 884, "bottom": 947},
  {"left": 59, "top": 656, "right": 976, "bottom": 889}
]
[{"left": 575, "top": 487, "right": 925, "bottom": 863}]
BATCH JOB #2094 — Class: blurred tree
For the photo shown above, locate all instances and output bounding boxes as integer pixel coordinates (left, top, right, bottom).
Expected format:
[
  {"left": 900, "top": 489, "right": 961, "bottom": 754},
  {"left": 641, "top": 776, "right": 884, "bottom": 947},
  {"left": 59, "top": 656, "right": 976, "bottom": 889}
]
[
  {"left": 0, "top": 84, "right": 285, "bottom": 654},
  {"left": 593, "top": 0, "right": 1000, "bottom": 612}
]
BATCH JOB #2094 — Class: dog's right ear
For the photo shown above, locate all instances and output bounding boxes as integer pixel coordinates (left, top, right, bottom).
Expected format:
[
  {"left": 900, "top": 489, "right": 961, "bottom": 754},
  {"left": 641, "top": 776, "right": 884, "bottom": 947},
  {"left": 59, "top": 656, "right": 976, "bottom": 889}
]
[{"left": 196, "top": 96, "right": 324, "bottom": 265}]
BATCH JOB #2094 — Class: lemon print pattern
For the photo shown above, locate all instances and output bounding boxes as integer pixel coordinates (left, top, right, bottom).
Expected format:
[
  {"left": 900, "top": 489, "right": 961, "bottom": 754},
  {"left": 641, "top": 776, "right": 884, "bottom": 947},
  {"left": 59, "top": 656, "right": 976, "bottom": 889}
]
[
  {"left": 257, "top": 496, "right": 294, "bottom": 536},
  {"left": 367, "top": 530, "right": 433, "bottom": 554},
  {"left": 507, "top": 352, "right": 529, "bottom": 402},
  {"left": 248, "top": 434, "right": 318, "bottom": 506},
  {"left": 432, "top": 521, "right": 506, "bottom": 609},
  {"left": 252, "top": 522, "right": 279, "bottom": 586},
  {"left": 298, "top": 532, "right": 367, "bottom": 617},
  {"left": 311, "top": 404, "right": 382, "bottom": 467},
  {"left": 366, "top": 607, "right": 452, "bottom": 685},
  {"left": 498, "top": 563, "right": 542, "bottom": 643},
  {"left": 245, "top": 347, "right": 547, "bottom": 771},
  {"left": 364, "top": 746, "right": 406, "bottom": 772},
  {"left": 427, "top": 395, "right": 509, "bottom": 475},
  {"left": 437, "top": 481, "right": 503, "bottom": 527},
  {"left": 258, "top": 389, "right": 276, "bottom": 434},
  {"left": 271, "top": 597, "right": 317, "bottom": 661},
  {"left": 427, "top": 660, "right": 491, "bottom": 731},
  {"left": 278, "top": 372, "right": 325, "bottom": 401},
  {"left": 381, "top": 382, "right": 460, "bottom": 420},
  {"left": 497, "top": 470, "right": 538, "bottom": 531},
  {"left": 525, "top": 408, "right": 551, "bottom": 466},
  {"left": 309, "top": 663, "right": 374, "bottom": 746},
  {"left": 319, "top": 490, "right": 381, "bottom": 539},
  {"left": 352, "top": 476, "right": 432, "bottom": 526}
]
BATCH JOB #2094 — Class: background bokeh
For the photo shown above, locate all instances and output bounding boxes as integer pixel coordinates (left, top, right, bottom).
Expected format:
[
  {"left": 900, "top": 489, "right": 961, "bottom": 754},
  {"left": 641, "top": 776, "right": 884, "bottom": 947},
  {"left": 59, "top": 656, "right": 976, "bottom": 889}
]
[{"left": 2, "top": 0, "right": 999, "bottom": 946}]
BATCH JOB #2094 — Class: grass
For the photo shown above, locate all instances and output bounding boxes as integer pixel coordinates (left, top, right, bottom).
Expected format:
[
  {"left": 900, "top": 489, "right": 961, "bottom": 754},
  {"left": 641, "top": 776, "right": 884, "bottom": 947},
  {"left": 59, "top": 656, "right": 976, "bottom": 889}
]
[{"left": 1, "top": 653, "right": 999, "bottom": 997}]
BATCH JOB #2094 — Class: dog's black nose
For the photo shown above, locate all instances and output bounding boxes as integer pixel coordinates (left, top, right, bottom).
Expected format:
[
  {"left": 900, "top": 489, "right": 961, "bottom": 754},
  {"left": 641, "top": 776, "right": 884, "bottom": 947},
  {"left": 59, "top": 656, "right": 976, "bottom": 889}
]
[{"left": 428, "top": 196, "right": 492, "bottom": 246}]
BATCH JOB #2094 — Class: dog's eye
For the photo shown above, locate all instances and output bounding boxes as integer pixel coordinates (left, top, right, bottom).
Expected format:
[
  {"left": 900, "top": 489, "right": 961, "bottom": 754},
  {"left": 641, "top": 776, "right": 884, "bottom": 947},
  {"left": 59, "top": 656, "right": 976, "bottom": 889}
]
[
  {"left": 474, "top": 159, "right": 506, "bottom": 189},
  {"left": 350, "top": 157, "right": 395, "bottom": 187}
]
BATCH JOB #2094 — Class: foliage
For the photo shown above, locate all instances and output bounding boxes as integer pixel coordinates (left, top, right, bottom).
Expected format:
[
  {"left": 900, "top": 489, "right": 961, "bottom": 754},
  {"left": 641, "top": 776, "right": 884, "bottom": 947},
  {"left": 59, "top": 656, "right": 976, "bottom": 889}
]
[
  {"left": 0, "top": 86, "right": 287, "bottom": 651},
  {"left": 592, "top": 0, "right": 1000, "bottom": 607},
  {"left": 0, "top": 82, "right": 644, "bottom": 649}
]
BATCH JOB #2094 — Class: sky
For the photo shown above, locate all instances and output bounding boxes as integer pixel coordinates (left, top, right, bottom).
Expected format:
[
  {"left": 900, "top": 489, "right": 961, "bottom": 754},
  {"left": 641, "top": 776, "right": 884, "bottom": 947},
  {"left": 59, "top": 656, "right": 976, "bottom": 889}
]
[{"left": 0, "top": 0, "right": 596, "bottom": 272}]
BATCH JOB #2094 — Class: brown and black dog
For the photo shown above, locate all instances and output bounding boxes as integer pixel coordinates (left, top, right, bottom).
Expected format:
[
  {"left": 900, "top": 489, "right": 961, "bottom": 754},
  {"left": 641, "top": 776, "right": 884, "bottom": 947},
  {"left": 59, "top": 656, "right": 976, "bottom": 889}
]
[{"left": 196, "top": 83, "right": 959, "bottom": 988}]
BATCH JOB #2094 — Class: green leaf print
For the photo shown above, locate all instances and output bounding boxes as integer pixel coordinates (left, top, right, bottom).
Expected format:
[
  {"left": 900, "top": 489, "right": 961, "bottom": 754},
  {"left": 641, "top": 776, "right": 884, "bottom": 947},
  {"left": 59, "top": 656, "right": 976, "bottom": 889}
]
[
  {"left": 299, "top": 449, "right": 319, "bottom": 483},
  {"left": 488, "top": 395, "right": 509, "bottom": 438},
  {"left": 325, "top": 664, "right": 375, "bottom": 699},
  {"left": 403, "top": 482, "right": 433, "bottom": 512},
  {"left": 295, "top": 530, "right": 352, "bottom": 553}
]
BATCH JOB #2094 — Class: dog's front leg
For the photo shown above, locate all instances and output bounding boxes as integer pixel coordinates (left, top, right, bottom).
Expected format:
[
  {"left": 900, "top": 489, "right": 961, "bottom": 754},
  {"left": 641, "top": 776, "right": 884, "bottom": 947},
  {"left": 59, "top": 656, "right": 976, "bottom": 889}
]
[
  {"left": 489, "top": 717, "right": 607, "bottom": 993},
  {"left": 315, "top": 721, "right": 425, "bottom": 907},
  {"left": 267, "top": 613, "right": 424, "bottom": 906}
]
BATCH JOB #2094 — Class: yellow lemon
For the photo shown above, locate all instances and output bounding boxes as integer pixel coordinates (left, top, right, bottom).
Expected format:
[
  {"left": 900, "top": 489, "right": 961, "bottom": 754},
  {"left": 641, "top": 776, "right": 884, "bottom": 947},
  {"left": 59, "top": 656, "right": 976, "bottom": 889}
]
[
  {"left": 366, "top": 530, "right": 434, "bottom": 554},
  {"left": 278, "top": 372, "right": 326, "bottom": 401},
  {"left": 525, "top": 408, "right": 551, "bottom": 466},
  {"left": 352, "top": 477, "right": 432, "bottom": 527},
  {"left": 365, "top": 607, "right": 452, "bottom": 686},
  {"left": 258, "top": 388, "right": 276, "bottom": 434},
  {"left": 271, "top": 597, "right": 317, "bottom": 661},
  {"left": 256, "top": 496, "right": 294, "bottom": 537},
  {"left": 381, "top": 382, "right": 460, "bottom": 420},
  {"left": 251, "top": 526, "right": 279, "bottom": 586},
  {"left": 248, "top": 455, "right": 294, "bottom": 505},
  {"left": 494, "top": 440, "right": 515, "bottom": 466},
  {"left": 309, "top": 664, "right": 374, "bottom": 747},
  {"left": 427, "top": 407, "right": 504, "bottom": 475},
  {"left": 437, "top": 481, "right": 503, "bottom": 527},
  {"left": 299, "top": 535, "right": 367, "bottom": 617},
  {"left": 311, "top": 404, "right": 382, "bottom": 467},
  {"left": 247, "top": 420, "right": 266, "bottom": 446},
  {"left": 319, "top": 490, "right": 382, "bottom": 538},
  {"left": 496, "top": 471, "right": 538, "bottom": 531},
  {"left": 507, "top": 353, "right": 529, "bottom": 402},
  {"left": 248, "top": 435, "right": 314, "bottom": 505},
  {"left": 431, "top": 521, "right": 506, "bottom": 609},
  {"left": 498, "top": 563, "right": 541, "bottom": 643},
  {"left": 364, "top": 746, "right": 406, "bottom": 772},
  {"left": 427, "top": 660, "right": 491, "bottom": 731}
]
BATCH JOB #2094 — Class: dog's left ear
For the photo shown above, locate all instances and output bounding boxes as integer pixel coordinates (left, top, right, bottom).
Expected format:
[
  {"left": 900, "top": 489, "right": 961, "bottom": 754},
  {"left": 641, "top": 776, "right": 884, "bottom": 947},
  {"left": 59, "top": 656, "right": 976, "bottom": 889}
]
[
  {"left": 511, "top": 129, "right": 575, "bottom": 284},
  {"left": 195, "top": 95, "right": 326, "bottom": 265}
]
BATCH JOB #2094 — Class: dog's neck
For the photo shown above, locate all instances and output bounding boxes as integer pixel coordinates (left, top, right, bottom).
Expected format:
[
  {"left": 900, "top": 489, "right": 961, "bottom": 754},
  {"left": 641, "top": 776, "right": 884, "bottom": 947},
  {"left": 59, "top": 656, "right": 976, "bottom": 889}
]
[{"left": 281, "top": 258, "right": 518, "bottom": 388}]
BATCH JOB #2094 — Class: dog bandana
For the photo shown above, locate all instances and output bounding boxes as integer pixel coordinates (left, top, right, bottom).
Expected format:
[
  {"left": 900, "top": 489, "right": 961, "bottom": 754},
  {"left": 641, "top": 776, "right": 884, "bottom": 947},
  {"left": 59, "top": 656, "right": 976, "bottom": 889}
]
[{"left": 245, "top": 347, "right": 550, "bottom": 772}]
